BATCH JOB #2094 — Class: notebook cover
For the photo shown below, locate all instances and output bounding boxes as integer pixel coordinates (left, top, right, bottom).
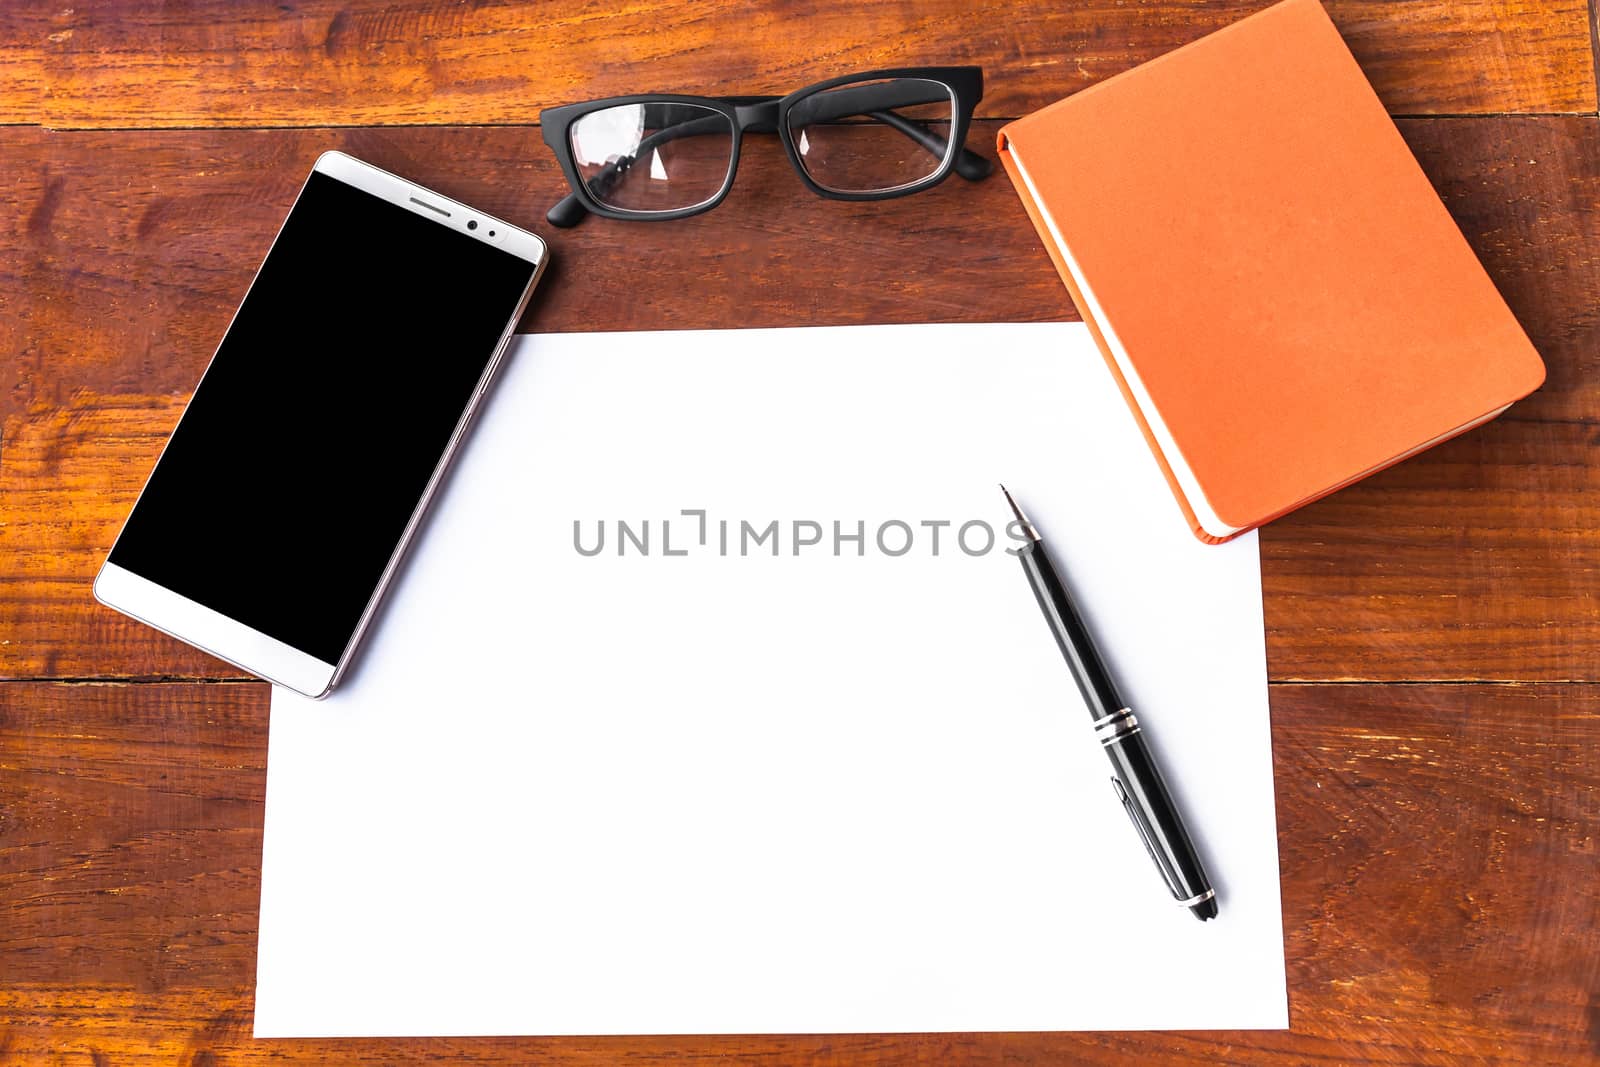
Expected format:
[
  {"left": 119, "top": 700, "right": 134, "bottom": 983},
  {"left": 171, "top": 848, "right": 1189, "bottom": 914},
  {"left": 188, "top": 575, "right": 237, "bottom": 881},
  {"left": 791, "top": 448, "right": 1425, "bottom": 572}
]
[
  {"left": 998, "top": 143, "right": 1222, "bottom": 543},
  {"left": 997, "top": 0, "right": 1545, "bottom": 540}
]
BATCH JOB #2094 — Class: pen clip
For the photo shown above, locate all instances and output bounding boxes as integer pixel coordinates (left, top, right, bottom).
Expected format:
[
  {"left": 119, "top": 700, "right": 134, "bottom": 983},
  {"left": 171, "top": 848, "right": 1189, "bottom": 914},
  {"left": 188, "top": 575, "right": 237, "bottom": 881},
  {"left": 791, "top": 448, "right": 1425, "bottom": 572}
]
[{"left": 1112, "top": 777, "right": 1186, "bottom": 900}]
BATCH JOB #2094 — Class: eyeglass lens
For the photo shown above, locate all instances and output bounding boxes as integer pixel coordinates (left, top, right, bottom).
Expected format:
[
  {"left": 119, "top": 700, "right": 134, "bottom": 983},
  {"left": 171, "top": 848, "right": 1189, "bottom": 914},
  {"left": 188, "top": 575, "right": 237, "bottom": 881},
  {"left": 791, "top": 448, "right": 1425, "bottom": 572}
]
[
  {"left": 569, "top": 102, "right": 736, "bottom": 214},
  {"left": 786, "top": 77, "right": 957, "bottom": 194}
]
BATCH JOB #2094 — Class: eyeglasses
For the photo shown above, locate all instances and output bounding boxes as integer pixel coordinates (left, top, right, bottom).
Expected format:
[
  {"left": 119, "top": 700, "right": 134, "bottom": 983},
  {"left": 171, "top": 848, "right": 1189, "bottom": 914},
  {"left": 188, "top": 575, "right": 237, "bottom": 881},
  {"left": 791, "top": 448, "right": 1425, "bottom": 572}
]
[{"left": 540, "top": 67, "right": 993, "bottom": 226}]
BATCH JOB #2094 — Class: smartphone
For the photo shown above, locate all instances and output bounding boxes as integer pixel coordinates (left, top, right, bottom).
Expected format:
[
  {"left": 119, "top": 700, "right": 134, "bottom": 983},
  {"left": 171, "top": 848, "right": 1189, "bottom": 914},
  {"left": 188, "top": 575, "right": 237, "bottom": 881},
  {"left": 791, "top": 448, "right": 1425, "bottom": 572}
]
[{"left": 95, "top": 151, "right": 548, "bottom": 698}]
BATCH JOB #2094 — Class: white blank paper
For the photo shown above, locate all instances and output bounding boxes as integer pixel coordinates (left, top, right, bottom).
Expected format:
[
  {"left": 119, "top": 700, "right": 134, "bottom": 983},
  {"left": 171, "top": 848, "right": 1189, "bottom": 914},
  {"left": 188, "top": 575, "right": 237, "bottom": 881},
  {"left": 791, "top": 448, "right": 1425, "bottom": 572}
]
[{"left": 255, "top": 323, "right": 1286, "bottom": 1037}]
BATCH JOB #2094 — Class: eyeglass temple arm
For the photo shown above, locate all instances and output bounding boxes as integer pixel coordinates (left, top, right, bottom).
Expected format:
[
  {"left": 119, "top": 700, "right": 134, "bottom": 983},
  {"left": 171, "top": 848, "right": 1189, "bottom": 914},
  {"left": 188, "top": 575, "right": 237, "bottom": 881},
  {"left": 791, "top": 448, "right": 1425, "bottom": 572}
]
[
  {"left": 783, "top": 82, "right": 992, "bottom": 181},
  {"left": 862, "top": 109, "right": 992, "bottom": 181},
  {"left": 547, "top": 83, "right": 992, "bottom": 227}
]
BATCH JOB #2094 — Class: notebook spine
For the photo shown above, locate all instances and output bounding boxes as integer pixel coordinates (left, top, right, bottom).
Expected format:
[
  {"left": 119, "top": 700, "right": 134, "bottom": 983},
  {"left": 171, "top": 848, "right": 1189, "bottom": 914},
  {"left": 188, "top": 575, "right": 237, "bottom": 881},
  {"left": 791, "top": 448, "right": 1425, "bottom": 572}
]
[{"left": 997, "top": 131, "right": 1237, "bottom": 545}]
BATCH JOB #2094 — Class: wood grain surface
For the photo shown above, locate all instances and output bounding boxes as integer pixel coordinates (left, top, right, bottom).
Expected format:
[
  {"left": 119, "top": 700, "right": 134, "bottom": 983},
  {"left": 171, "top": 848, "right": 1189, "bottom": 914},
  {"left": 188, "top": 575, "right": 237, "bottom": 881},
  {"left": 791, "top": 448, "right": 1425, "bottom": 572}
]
[
  {"left": 5, "top": 0, "right": 1600, "bottom": 1062},
  {"left": 3, "top": 0, "right": 1596, "bottom": 126}
]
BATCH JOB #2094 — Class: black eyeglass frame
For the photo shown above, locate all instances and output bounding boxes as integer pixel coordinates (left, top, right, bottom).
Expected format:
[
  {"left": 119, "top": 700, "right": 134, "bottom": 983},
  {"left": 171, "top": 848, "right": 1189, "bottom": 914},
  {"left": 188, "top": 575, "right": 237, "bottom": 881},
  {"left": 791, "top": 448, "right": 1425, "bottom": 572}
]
[{"left": 540, "top": 66, "right": 991, "bottom": 226}]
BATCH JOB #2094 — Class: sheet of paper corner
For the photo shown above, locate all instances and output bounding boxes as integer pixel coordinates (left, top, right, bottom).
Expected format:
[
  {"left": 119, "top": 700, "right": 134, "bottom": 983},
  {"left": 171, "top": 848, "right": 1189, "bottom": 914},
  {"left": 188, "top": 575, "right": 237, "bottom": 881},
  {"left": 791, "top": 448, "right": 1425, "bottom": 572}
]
[{"left": 254, "top": 322, "right": 1285, "bottom": 1037}]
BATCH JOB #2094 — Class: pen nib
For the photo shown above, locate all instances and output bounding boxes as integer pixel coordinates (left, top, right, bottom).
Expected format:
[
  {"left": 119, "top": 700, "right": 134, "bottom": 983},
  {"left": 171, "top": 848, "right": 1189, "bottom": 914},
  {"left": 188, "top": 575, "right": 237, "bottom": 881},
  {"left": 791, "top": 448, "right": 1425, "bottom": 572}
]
[{"left": 999, "top": 483, "right": 1040, "bottom": 542}]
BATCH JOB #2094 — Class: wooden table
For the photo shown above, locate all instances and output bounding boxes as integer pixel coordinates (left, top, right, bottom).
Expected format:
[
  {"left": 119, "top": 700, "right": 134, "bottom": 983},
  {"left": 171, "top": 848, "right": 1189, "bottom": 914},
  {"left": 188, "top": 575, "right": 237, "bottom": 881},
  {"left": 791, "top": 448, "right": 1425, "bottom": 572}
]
[{"left": 4, "top": 2, "right": 1598, "bottom": 1062}]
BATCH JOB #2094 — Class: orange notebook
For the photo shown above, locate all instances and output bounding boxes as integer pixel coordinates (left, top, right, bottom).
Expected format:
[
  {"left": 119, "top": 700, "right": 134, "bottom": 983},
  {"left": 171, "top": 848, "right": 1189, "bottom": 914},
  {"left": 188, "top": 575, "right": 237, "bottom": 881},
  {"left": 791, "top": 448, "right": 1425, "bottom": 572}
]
[{"left": 997, "top": 0, "right": 1545, "bottom": 543}]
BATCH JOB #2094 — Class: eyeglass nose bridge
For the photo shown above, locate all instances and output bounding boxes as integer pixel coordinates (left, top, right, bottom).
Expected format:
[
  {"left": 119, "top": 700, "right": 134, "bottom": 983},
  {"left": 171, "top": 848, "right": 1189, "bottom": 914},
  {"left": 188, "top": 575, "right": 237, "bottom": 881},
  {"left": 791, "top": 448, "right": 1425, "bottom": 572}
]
[{"left": 730, "top": 98, "right": 782, "bottom": 134}]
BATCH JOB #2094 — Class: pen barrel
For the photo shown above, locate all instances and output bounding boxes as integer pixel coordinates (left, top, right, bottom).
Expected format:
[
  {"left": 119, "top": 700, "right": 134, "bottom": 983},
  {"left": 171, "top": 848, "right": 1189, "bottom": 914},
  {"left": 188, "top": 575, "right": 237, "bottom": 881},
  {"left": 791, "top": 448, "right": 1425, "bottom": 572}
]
[
  {"left": 1015, "top": 534, "right": 1215, "bottom": 916},
  {"left": 1103, "top": 722, "right": 1214, "bottom": 907},
  {"left": 1017, "top": 542, "right": 1124, "bottom": 720}
]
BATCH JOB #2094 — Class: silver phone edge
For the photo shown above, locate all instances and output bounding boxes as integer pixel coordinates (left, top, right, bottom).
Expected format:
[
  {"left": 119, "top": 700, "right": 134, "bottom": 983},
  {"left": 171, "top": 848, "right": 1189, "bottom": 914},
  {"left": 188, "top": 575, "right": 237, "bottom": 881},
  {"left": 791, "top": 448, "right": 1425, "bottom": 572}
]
[
  {"left": 320, "top": 250, "right": 548, "bottom": 698},
  {"left": 93, "top": 151, "right": 550, "bottom": 700}
]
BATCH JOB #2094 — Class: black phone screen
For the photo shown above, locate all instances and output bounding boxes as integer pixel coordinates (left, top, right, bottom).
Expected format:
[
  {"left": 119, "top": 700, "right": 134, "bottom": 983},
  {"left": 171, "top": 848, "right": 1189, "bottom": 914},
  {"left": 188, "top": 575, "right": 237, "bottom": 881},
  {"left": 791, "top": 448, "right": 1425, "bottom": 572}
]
[{"left": 107, "top": 168, "right": 538, "bottom": 664}]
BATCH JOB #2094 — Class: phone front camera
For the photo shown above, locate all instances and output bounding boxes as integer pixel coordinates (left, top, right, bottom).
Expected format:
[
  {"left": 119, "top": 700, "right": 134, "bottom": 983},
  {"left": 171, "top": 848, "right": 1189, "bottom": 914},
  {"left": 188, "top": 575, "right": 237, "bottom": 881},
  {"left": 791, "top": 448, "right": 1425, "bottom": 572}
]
[{"left": 467, "top": 220, "right": 478, "bottom": 230}]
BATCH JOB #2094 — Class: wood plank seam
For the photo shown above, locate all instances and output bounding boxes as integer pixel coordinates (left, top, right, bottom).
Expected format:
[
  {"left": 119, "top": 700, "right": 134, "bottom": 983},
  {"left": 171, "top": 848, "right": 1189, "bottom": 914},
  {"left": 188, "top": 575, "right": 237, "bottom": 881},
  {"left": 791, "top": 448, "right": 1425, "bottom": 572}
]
[
  {"left": 12, "top": 109, "right": 1600, "bottom": 138},
  {"left": 7, "top": 679, "right": 1600, "bottom": 688},
  {"left": 1590, "top": 0, "right": 1600, "bottom": 114}
]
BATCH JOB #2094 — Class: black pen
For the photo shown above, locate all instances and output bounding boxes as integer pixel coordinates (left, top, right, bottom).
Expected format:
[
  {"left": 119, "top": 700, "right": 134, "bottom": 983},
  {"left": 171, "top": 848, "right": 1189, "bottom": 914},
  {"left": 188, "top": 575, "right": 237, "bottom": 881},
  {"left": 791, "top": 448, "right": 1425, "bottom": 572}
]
[{"left": 1002, "top": 485, "right": 1217, "bottom": 920}]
